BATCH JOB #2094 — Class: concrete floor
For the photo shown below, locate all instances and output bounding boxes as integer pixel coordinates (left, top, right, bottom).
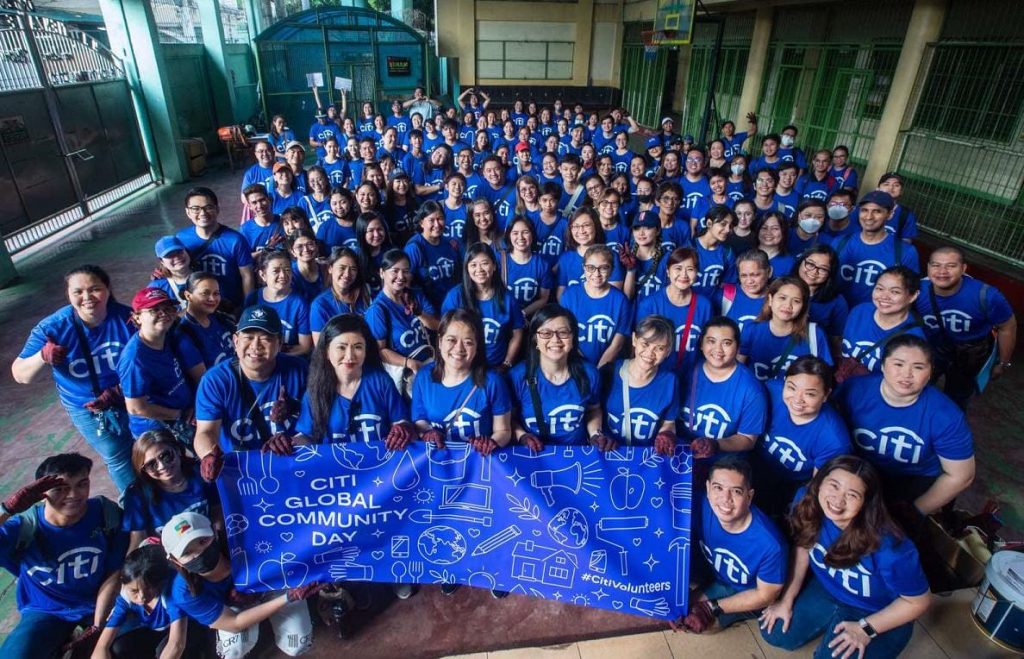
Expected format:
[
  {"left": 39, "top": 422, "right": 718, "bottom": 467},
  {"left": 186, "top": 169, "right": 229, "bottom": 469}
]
[{"left": 0, "top": 163, "right": 1021, "bottom": 656}]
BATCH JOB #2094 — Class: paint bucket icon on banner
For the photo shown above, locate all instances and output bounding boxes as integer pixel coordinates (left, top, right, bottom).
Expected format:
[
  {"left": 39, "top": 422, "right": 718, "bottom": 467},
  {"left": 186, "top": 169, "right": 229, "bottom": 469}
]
[
  {"left": 427, "top": 442, "right": 471, "bottom": 481},
  {"left": 670, "top": 482, "right": 691, "bottom": 531}
]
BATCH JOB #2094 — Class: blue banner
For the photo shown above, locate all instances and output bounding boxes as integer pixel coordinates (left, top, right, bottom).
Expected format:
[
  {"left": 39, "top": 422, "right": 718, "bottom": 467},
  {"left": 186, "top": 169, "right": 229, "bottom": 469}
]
[{"left": 217, "top": 443, "right": 693, "bottom": 621}]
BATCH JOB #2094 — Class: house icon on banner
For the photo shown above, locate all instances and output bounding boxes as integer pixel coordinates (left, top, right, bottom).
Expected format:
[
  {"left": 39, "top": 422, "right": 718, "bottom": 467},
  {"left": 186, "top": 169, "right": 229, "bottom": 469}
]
[{"left": 511, "top": 540, "right": 578, "bottom": 589}]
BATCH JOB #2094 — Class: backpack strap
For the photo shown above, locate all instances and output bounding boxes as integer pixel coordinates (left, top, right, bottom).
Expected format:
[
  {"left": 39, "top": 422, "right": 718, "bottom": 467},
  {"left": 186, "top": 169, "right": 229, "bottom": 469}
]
[
  {"left": 808, "top": 322, "right": 818, "bottom": 357},
  {"left": 15, "top": 497, "right": 122, "bottom": 559},
  {"left": 233, "top": 358, "right": 273, "bottom": 444}
]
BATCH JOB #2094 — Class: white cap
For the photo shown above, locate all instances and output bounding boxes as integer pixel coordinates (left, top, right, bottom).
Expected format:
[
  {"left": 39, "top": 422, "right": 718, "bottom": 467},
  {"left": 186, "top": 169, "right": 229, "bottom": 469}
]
[{"left": 161, "top": 511, "right": 215, "bottom": 560}]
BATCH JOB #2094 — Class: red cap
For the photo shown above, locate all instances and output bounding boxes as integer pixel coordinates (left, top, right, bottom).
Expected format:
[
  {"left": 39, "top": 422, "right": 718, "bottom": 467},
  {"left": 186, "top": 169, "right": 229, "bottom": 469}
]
[
  {"left": 273, "top": 161, "right": 291, "bottom": 174},
  {"left": 514, "top": 142, "right": 531, "bottom": 153},
  {"left": 132, "top": 287, "right": 173, "bottom": 312}
]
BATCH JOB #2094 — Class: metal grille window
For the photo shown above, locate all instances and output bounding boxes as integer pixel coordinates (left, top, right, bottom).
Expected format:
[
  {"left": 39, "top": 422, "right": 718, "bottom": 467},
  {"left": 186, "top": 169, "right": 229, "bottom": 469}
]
[
  {"left": 892, "top": 41, "right": 1024, "bottom": 265},
  {"left": 477, "top": 40, "right": 573, "bottom": 80},
  {"left": 220, "top": 0, "right": 250, "bottom": 45},
  {"left": 683, "top": 44, "right": 749, "bottom": 143},
  {"left": 912, "top": 44, "right": 1024, "bottom": 144},
  {"left": 151, "top": 0, "right": 202, "bottom": 44}
]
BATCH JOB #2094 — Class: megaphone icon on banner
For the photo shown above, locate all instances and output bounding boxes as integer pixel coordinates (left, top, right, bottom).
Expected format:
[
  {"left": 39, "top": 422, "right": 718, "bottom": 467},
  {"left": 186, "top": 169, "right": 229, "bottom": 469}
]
[{"left": 530, "top": 463, "right": 583, "bottom": 506}]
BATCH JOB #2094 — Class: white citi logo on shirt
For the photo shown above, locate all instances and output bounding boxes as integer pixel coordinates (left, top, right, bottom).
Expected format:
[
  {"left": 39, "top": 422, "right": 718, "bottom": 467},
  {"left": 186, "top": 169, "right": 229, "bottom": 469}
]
[
  {"left": 810, "top": 542, "right": 872, "bottom": 596},
  {"left": 428, "top": 257, "right": 456, "bottom": 281},
  {"left": 443, "top": 407, "right": 482, "bottom": 438},
  {"left": 684, "top": 403, "right": 733, "bottom": 440},
  {"left": 608, "top": 407, "right": 660, "bottom": 443},
  {"left": 581, "top": 314, "right": 616, "bottom": 345},
  {"left": 200, "top": 254, "right": 230, "bottom": 277},
  {"left": 696, "top": 265, "right": 723, "bottom": 289},
  {"left": 840, "top": 259, "right": 887, "bottom": 288},
  {"left": 765, "top": 434, "right": 809, "bottom": 472},
  {"left": 674, "top": 323, "right": 702, "bottom": 353},
  {"left": 700, "top": 541, "right": 752, "bottom": 586},
  {"left": 27, "top": 546, "right": 104, "bottom": 586},
  {"left": 853, "top": 425, "right": 924, "bottom": 464},
  {"left": 69, "top": 341, "right": 123, "bottom": 379},
  {"left": 529, "top": 403, "right": 585, "bottom": 435},
  {"left": 334, "top": 413, "right": 384, "bottom": 443}
]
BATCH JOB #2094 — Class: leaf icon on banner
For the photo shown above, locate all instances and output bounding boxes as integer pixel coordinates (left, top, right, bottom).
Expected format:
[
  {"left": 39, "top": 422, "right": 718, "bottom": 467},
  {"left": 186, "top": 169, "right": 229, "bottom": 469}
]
[
  {"left": 294, "top": 445, "right": 321, "bottom": 462},
  {"left": 506, "top": 494, "right": 541, "bottom": 521},
  {"left": 641, "top": 449, "right": 664, "bottom": 468}
]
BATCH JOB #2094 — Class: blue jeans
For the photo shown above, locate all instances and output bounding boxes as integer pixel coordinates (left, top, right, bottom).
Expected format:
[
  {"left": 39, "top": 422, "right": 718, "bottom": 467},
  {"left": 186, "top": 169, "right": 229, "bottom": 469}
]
[
  {"left": 0, "top": 608, "right": 89, "bottom": 658},
  {"left": 760, "top": 575, "right": 914, "bottom": 658},
  {"left": 65, "top": 405, "right": 135, "bottom": 494}
]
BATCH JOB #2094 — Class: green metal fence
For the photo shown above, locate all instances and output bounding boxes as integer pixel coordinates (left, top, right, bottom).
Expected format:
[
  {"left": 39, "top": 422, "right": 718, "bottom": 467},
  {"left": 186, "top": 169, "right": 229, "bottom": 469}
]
[
  {"left": 682, "top": 43, "right": 748, "bottom": 143},
  {"left": 892, "top": 41, "right": 1024, "bottom": 266},
  {"left": 755, "top": 42, "right": 901, "bottom": 163}
]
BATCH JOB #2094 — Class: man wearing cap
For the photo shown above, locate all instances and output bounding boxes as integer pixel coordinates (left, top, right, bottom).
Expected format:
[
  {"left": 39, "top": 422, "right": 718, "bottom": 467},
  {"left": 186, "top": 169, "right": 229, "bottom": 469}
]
[
  {"left": 194, "top": 305, "right": 307, "bottom": 479},
  {"left": 284, "top": 141, "right": 309, "bottom": 193},
  {"left": 175, "top": 187, "right": 255, "bottom": 311},
  {"left": 645, "top": 134, "right": 664, "bottom": 169},
  {"left": 0, "top": 453, "right": 128, "bottom": 658},
  {"left": 118, "top": 287, "right": 205, "bottom": 439},
  {"left": 658, "top": 116, "right": 679, "bottom": 149},
  {"left": 848, "top": 172, "right": 919, "bottom": 243},
  {"left": 720, "top": 112, "right": 757, "bottom": 159},
  {"left": 513, "top": 141, "right": 539, "bottom": 179},
  {"left": 833, "top": 190, "right": 920, "bottom": 307},
  {"left": 308, "top": 108, "right": 341, "bottom": 161},
  {"left": 163, "top": 511, "right": 320, "bottom": 657}
]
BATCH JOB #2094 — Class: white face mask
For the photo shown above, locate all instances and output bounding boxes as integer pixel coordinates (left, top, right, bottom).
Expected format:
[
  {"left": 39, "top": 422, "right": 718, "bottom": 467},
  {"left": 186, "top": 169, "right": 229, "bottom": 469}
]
[
  {"left": 730, "top": 164, "right": 745, "bottom": 176},
  {"left": 827, "top": 205, "right": 849, "bottom": 220},
  {"left": 781, "top": 134, "right": 795, "bottom": 148},
  {"left": 798, "top": 218, "right": 823, "bottom": 234}
]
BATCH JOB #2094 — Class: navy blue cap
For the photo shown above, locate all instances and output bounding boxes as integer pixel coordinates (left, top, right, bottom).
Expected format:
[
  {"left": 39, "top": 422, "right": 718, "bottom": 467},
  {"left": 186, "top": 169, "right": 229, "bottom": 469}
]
[
  {"left": 632, "top": 211, "right": 660, "bottom": 229},
  {"left": 155, "top": 235, "right": 187, "bottom": 258},
  {"left": 645, "top": 135, "right": 662, "bottom": 149},
  {"left": 858, "top": 190, "right": 895, "bottom": 210},
  {"left": 236, "top": 305, "right": 282, "bottom": 335},
  {"left": 682, "top": 134, "right": 695, "bottom": 143}
]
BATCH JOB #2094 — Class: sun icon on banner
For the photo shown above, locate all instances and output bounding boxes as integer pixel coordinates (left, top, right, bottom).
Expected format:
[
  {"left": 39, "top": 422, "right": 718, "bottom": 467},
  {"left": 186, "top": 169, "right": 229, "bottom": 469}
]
[
  {"left": 254, "top": 540, "right": 273, "bottom": 554},
  {"left": 414, "top": 488, "right": 435, "bottom": 504}
]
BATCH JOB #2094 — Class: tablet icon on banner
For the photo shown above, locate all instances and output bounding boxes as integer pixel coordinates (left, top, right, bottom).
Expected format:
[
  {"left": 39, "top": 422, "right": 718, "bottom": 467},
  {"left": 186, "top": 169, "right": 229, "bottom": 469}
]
[
  {"left": 391, "top": 535, "right": 410, "bottom": 558},
  {"left": 440, "top": 483, "right": 492, "bottom": 513}
]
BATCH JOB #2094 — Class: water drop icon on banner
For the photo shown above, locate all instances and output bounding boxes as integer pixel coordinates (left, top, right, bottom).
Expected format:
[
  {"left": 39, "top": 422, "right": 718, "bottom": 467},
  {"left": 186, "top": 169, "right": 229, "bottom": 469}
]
[{"left": 392, "top": 450, "right": 421, "bottom": 491}]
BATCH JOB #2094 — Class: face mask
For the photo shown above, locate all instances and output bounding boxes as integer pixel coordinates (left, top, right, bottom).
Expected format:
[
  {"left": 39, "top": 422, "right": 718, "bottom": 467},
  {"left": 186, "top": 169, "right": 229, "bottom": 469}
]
[
  {"left": 780, "top": 134, "right": 795, "bottom": 148},
  {"left": 637, "top": 193, "right": 653, "bottom": 204},
  {"left": 730, "top": 164, "right": 745, "bottom": 176},
  {"left": 798, "top": 218, "right": 823, "bottom": 234},
  {"left": 827, "top": 205, "right": 849, "bottom": 220},
  {"left": 180, "top": 541, "right": 221, "bottom": 574}
]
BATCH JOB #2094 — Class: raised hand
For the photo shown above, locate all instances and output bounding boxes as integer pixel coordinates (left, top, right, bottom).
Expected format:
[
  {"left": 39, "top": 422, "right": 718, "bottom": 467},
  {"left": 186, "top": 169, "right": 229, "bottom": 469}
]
[
  {"left": 40, "top": 338, "right": 67, "bottom": 365},
  {"left": 2, "top": 474, "right": 65, "bottom": 515}
]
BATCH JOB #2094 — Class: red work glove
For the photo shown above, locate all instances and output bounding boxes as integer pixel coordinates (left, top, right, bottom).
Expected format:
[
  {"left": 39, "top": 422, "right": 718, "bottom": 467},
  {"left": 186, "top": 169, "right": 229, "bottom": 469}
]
[
  {"left": 519, "top": 433, "right": 544, "bottom": 452},
  {"left": 384, "top": 421, "right": 416, "bottom": 451},
  {"left": 200, "top": 446, "right": 224, "bottom": 482},
  {"left": 470, "top": 436, "right": 499, "bottom": 456},
  {"left": 422, "top": 428, "right": 446, "bottom": 450},
  {"left": 589, "top": 432, "right": 618, "bottom": 453},
  {"left": 261, "top": 432, "right": 294, "bottom": 456},
  {"left": 60, "top": 624, "right": 100, "bottom": 655},
  {"left": 682, "top": 599, "right": 718, "bottom": 633},
  {"left": 269, "top": 386, "right": 297, "bottom": 425},
  {"left": 287, "top": 582, "right": 326, "bottom": 602},
  {"left": 40, "top": 339, "right": 67, "bottom": 365},
  {"left": 265, "top": 232, "right": 285, "bottom": 250},
  {"left": 150, "top": 266, "right": 165, "bottom": 281},
  {"left": 618, "top": 244, "right": 637, "bottom": 270},
  {"left": 2, "top": 474, "right": 65, "bottom": 515},
  {"left": 398, "top": 290, "right": 420, "bottom": 316},
  {"left": 654, "top": 430, "right": 676, "bottom": 457},
  {"left": 84, "top": 385, "right": 124, "bottom": 413},
  {"left": 690, "top": 437, "right": 718, "bottom": 460}
]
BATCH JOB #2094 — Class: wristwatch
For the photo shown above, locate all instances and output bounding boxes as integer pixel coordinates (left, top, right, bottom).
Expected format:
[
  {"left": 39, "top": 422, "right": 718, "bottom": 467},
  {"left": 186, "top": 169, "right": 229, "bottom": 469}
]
[
  {"left": 859, "top": 618, "right": 878, "bottom": 639},
  {"left": 707, "top": 599, "right": 723, "bottom": 618},
  {"left": 998, "top": 361, "right": 1012, "bottom": 369}
]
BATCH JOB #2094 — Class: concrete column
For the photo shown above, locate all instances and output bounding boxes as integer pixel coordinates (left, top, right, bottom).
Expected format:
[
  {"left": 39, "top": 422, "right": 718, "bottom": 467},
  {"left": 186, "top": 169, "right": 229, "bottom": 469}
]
[
  {"left": 863, "top": 0, "right": 947, "bottom": 188},
  {"left": 197, "top": 0, "right": 239, "bottom": 126},
  {"left": 99, "top": 0, "right": 189, "bottom": 184},
  {"left": 735, "top": 5, "right": 773, "bottom": 123},
  {"left": 573, "top": 0, "right": 594, "bottom": 86}
]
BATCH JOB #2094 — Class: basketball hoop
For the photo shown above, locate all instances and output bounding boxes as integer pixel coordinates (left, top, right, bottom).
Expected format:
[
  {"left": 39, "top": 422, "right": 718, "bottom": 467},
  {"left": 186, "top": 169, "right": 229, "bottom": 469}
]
[{"left": 641, "top": 30, "right": 659, "bottom": 60}]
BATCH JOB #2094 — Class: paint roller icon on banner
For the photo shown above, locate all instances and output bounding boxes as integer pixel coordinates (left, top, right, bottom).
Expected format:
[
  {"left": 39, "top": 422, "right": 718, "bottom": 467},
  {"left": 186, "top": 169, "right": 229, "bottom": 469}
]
[
  {"left": 595, "top": 516, "right": 649, "bottom": 576},
  {"left": 529, "top": 462, "right": 602, "bottom": 506}
]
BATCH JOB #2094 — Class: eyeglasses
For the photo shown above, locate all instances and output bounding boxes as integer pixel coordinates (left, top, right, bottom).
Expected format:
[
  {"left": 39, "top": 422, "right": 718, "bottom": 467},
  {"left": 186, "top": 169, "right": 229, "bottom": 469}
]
[
  {"left": 570, "top": 223, "right": 593, "bottom": 231},
  {"left": 142, "top": 449, "right": 176, "bottom": 475},
  {"left": 536, "top": 329, "right": 574, "bottom": 340},
  {"left": 142, "top": 305, "right": 177, "bottom": 318},
  {"left": 583, "top": 264, "right": 612, "bottom": 274},
  {"left": 186, "top": 204, "right": 218, "bottom": 214},
  {"left": 599, "top": 200, "right": 620, "bottom": 207},
  {"left": 686, "top": 158, "right": 703, "bottom": 164},
  {"left": 294, "top": 243, "right": 318, "bottom": 253},
  {"left": 802, "top": 259, "right": 831, "bottom": 276}
]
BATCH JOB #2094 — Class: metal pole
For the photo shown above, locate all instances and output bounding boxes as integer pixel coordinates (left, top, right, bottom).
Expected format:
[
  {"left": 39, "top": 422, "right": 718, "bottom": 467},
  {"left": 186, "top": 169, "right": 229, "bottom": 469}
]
[{"left": 697, "top": 10, "right": 725, "bottom": 146}]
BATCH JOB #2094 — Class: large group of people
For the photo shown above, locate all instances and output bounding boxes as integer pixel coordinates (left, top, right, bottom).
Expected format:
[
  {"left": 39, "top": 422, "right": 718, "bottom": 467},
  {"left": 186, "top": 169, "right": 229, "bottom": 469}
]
[{"left": 5, "top": 84, "right": 1018, "bottom": 659}]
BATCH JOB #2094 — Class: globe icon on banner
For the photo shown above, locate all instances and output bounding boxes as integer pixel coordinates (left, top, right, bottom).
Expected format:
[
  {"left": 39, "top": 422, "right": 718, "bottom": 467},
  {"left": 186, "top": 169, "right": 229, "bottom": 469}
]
[
  {"left": 331, "top": 442, "right": 394, "bottom": 471},
  {"left": 417, "top": 526, "right": 467, "bottom": 565},
  {"left": 548, "top": 507, "right": 589, "bottom": 548}
]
